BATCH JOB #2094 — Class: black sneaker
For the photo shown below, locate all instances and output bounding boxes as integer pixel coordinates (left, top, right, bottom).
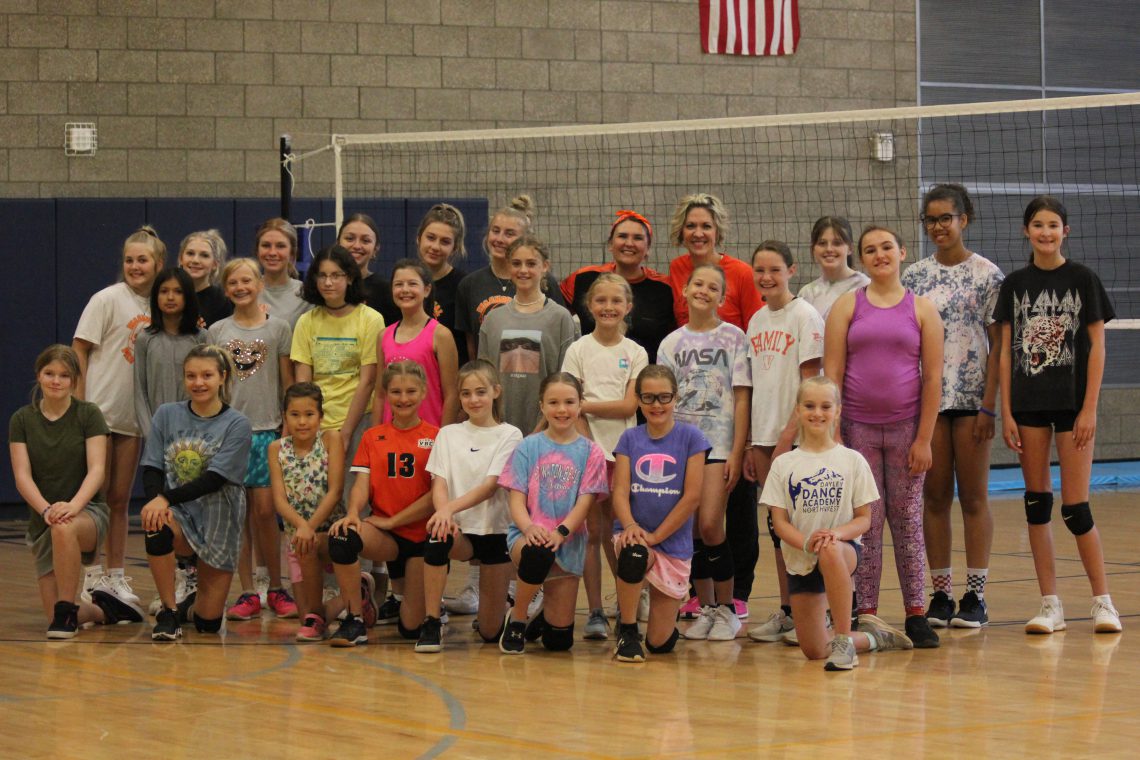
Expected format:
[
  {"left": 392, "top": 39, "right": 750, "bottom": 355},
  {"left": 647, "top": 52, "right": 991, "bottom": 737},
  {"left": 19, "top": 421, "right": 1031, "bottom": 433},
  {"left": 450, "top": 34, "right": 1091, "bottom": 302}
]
[
  {"left": 499, "top": 619, "right": 526, "bottom": 655},
  {"left": 614, "top": 624, "right": 645, "bottom": 663},
  {"left": 152, "top": 608, "right": 183, "bottom": 641},
  {"left": 524, "top": 609, "right": 547, "bottom": 642},
  {"left": 377, "top": 594, "right": 401, "bottom": 625},
  {"left": 905, "top": 614, "right": 940, "bottom": 649},
  {"left": 92, "top": 589, "right": 145, "bottom": 625},
  {"left": 925, "top": 590, "right": 955, "bottom": 628},
  {"left": 951, "top": 591, "right": 989, "bottom": 628},
  {"left": 175, "top": 589, "right": 197, "bottom": 625},
  {"left": 415, "top": 615, "right": 443, "bottom": 653},
  {"left": 330, "top": 615, "right": 368, "bottom": 648},
  {"left": 47, "top": 601, "right": 80, "bottom": 640}
]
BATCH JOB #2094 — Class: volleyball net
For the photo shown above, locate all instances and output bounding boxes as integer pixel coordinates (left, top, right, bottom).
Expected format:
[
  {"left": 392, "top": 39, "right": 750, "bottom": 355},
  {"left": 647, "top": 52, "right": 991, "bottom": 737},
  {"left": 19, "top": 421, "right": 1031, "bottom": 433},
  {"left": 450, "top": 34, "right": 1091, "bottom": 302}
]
[{"left": 286, "top": 91, "right": 1140, "bottom": 382}]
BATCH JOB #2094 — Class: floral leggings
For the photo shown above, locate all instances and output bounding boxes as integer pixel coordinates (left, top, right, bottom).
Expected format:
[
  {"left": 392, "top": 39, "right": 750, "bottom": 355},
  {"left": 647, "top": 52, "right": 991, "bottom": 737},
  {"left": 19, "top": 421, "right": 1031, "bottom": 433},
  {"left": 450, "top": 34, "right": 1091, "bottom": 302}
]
[{"left": 842, "top": 416, "right": 927, "bottom": 614}]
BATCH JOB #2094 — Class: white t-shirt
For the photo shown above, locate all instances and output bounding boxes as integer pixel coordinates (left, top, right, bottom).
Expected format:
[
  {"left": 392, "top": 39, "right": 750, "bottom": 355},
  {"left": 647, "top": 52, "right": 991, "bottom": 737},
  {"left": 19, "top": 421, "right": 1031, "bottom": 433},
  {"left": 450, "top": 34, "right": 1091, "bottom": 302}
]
[
  {"left": 759, "top": 445, "right": 879, "bottom": 575},
  {"left": 426, "top": 420, "right": 523, "bottom": 535},
  {"left": 73, "top": 282, "right": 151, "bottom": 436},
  {"left": 746, "top": 298, "right": 825, "bottom": 446},
  {"left": 562, "top": 334, "right": 648, "bottom": 460},
  {"left": 798, "top": 271, "right": 870, "bottom": 320}
]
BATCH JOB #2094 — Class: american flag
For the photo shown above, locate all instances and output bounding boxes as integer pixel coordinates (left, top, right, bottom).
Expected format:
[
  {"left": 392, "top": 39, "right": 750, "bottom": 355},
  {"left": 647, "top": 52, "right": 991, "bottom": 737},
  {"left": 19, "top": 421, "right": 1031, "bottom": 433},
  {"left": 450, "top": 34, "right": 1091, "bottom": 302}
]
[{"left": 699, "top": 0, "right": 800, "bottom": 56}]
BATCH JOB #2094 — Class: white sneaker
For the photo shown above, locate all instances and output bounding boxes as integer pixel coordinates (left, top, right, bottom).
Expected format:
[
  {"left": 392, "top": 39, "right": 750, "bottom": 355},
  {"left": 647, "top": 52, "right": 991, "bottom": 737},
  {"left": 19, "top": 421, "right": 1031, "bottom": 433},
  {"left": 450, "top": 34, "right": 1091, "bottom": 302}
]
[
  {"left": 179, "top": 567, "right": 198, "bottom": 605},
  {"left": 95, "top": 574, "right": 141, "bottom": 606},
  {"left": 527, "top": 588, "right": 545, "bottom": 620},
  {"left": 782, "top": 627, "right": 799, "bottom": 646},
  {"left": 444, "top": 582, "right": 480, "bottom": 615},
  {"left": 707, "top": 605, "right": 742, "bottom": 641},
  {"left": 1092, "top": 598, "right": 1123, "bottom": 633},
  {"left": 80, "top": 564, "right": 103, "bottom": 604},
  {"left": 748, "top": 610, "right": 794, "bottom": 642},
  {"left": 636, "top": 588, "right": 651, "bottom": 622},
  {"left": 254, "top": 569, "right": 270, "bottom": 605},
  {"left": 683, "top": 606, "right": 717, "bottom": 640},
  {"left": 1026, "top": 597, "right": 1066, "bottom": 634}
]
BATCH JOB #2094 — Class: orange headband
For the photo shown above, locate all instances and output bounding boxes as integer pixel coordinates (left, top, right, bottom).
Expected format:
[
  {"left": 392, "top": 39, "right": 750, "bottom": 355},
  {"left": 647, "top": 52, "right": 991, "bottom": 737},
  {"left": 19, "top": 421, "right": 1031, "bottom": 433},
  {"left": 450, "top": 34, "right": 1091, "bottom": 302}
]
[{"left": 611, "top": 209, "right": 652, "bottom": 242}]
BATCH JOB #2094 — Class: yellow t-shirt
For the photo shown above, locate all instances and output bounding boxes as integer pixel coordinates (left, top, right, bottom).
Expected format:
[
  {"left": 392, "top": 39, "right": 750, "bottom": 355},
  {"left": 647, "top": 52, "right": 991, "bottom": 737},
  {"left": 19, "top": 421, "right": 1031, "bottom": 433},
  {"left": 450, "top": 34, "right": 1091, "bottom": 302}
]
[{"left": 290, "top": 305, "right": 383, "bottom": 430}]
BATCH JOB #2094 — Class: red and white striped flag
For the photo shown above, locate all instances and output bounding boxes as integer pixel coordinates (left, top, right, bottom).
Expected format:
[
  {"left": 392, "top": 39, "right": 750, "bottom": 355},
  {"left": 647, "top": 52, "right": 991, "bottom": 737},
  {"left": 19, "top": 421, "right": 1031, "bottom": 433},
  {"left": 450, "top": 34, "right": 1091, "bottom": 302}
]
[{"left": 699, "top": 0, "right": 800, "bottom": 56}]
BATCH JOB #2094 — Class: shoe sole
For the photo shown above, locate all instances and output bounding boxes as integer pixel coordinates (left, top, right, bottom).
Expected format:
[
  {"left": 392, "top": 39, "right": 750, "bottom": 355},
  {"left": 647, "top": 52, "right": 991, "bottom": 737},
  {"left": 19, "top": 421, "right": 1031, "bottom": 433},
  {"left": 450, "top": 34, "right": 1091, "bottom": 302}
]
[
  {"left": 151, "top": 631, "right": 182, "bottom": 641},
  {"left": 271, "top": 609, "right": 299, "bottom": 619},
  {"left": 615, "top": 653, "right": 646, "bottom": 663},
  {"left": 824, "top": 658, "right": 858, "bottom": 671},
  {"left": 1025, "top": 621, "right": 1065, "bottom": 634},
  {"left": 950, "top": 617, "right": 987, "bottom": 629},
  {"left": 46, "top": 630, "right": 78, "bottom": 640},
  {"left": 583, "top": 629, "right": 609, "bottom": 640},
  {"left": 226, "top": 611, "right": 259, "bottom": 621},
  {"left": 1094, "top": 622, "right": 1123, "bottom": 633},
  {"left": 926, "top": 616, "right": 951, "bottom": 628},
  {"left": 91, "top": 590, "right": 146, "bottom": 624},
  {"left": 295, "top": 634, "right": 325, "bottom": 642},
  {"left": 329, "top": 637, "right": 367, "bottom": 648},
  {"left": 415, "top": 643, "right": 443, "bottom": 653},
  {"left": 707, "top": 626, "right": 741, "bottom": 641}
]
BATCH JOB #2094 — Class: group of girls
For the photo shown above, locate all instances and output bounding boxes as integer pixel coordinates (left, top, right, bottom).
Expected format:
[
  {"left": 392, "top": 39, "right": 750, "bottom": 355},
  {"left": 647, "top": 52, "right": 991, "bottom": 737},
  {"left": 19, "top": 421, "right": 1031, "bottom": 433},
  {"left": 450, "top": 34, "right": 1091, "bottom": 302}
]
[{"left": 10, "top": 188, "right": 1122, "bottom": 660}]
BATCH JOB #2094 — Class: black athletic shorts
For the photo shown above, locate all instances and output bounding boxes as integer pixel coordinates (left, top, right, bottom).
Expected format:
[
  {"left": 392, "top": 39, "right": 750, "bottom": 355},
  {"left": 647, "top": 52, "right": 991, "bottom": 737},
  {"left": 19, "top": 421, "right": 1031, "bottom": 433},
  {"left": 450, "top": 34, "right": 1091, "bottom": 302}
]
[
  {"left": 787, "top": 541, "right": 862, "bottom": 595},
  {"left": 1012, "top": 409, "right": 1077, "bottom": 433},
  {"left": 463, "top": 533, "right": 511, "bottom": 565}
]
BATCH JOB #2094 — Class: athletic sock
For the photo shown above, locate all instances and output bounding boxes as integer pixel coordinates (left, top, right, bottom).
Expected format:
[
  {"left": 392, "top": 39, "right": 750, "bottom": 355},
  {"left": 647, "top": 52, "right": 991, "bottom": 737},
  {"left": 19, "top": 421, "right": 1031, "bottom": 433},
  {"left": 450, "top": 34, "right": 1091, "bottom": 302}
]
[
  {"left": 965, "top": 567, "right": 988, "bottom": 598},
  {"left": 865, "top": 633, "right": 879, "bottom": 651},
  {"left": 109, "top": 567, "right": 125, "bottom": 579},
  {"left": 930, "top": 567, "right": 952, "bottom": 596}
]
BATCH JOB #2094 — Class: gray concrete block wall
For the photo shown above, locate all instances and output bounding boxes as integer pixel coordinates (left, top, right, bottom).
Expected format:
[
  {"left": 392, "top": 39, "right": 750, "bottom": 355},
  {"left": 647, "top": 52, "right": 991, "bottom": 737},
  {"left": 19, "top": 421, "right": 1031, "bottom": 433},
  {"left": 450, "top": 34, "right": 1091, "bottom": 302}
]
[{"left": 1, "top": 0, "right": 916, "bottom": 198}]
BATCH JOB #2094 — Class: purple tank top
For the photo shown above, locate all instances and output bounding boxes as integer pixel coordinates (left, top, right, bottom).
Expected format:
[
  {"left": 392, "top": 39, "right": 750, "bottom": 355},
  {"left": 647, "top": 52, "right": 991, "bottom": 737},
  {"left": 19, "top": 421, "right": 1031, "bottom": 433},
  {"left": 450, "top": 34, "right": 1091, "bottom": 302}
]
[
  {"left": 380, "top": 318, "right": 444, "bottom": 426},
  {"left": 843, "top": 288, "right": 921, "bottom": 424}
]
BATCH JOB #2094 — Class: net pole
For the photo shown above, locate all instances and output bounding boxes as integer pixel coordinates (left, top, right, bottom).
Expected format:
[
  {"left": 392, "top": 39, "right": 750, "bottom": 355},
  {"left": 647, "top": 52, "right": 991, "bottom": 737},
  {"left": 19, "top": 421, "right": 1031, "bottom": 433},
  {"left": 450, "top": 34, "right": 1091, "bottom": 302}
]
[
  {"left": 333, "top": 138, "right": 344, "bottom": 232},
  {"left": 279, "top": 133, "right": 292, "bottom": 221}
]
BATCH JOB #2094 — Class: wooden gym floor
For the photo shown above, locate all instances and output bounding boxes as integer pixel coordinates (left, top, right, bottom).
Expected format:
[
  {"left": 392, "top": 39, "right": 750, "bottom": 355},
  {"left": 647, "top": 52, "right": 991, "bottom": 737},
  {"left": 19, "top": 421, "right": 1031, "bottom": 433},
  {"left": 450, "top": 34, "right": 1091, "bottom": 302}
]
[{"left": 0, "top": 489, "right": 1136, "bottom": 759}]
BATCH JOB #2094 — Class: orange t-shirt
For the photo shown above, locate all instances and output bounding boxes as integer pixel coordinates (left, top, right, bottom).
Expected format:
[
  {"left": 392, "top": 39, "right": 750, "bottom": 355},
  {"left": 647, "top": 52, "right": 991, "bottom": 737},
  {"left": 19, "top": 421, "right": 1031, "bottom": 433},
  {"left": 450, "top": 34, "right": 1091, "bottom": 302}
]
[
  {"left": 669, "top": 253, "right": 764, "bottom": 330},
  {"left": 350, "top": 420, "right": 438, "bottom": 542}
]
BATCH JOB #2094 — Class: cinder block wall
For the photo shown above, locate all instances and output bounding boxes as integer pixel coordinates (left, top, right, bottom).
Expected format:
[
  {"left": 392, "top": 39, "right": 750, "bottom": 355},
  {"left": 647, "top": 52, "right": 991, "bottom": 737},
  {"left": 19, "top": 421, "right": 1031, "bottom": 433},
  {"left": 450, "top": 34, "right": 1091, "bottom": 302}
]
[{"left": 1, "top": 0, "right": 916, "bottom": 198}]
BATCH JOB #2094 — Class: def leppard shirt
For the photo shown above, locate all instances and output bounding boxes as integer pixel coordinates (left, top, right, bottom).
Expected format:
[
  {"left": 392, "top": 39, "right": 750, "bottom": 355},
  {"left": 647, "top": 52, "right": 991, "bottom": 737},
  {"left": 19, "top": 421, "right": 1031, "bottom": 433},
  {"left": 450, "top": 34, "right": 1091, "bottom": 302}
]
[{"left": 993, "top": 261, "right": 1114, "bottom": 413}]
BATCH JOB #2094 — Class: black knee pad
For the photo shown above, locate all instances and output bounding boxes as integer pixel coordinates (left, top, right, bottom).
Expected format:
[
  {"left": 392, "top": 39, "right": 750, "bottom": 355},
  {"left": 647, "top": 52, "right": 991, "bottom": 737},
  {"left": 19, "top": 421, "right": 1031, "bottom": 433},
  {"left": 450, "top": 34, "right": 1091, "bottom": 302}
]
[
  {"left": 144, "top": 525, "right": 174, "bottom": 556},
  {"left": 387, "top": 557, "right": 406, "bottom": 581},
  {"left": 1024, "top": 491, "right": 1054, "bottom": 525},
  {"left": 767, "top": 510, "right": 781, "bottom": 548},
  {"left": 706, "top": 540, "right": 734, "bottom": 583},
  {"left": 517, "top": 544, "right": 556, "bottom": 585},
  {"left": 423, "top": 535, "right": 454, "bottom": 568},
  {"left": 194, "top": 615, "right": 223, "bottom": 634},
  {"left": 541, "top": 623, "right": 574, "bottom": 652},
  {"left": 691, "top": 539, "right": 710, "bottom": 580},
  {"left": 1061, "top": 502, "right": 1094, "bottom": 536},
  {"left": 646, "top": 627, "right": 680, "bottom": 654},
  {"left": 328, "top": 529, "right": 363, "bottom": 565},
  {"left": 397, "top": 619, "right": 421, "bottom": 640},
  {"left": 617, "top": 544, "right": 649, "bottom": 584}
]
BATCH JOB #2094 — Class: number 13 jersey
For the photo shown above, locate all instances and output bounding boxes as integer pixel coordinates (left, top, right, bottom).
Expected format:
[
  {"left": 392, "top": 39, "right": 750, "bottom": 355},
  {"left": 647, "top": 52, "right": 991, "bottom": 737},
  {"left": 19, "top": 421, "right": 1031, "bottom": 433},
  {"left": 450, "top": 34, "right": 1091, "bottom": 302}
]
[{"left": 351, "top": 420, "right": 439, "bottom": 542}]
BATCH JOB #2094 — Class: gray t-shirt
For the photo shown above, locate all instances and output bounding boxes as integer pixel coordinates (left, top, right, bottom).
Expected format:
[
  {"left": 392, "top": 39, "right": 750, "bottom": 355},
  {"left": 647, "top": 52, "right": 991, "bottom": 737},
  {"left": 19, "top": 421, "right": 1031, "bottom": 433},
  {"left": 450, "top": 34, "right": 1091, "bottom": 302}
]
[
  {"left": 134, "top": 328, "right": 209, "bottom": 438},
  {"left": 259, "top": 278, "right": 311, "bottom": 328},
  {"left": 209, "top": 315, "right": 293, "bottom": 431},
  {"left": 455, "top": 267, "right": 565, "bottom": 355},
  {"left": 478, "top": 298, "right": 576, "bottom": 434}
]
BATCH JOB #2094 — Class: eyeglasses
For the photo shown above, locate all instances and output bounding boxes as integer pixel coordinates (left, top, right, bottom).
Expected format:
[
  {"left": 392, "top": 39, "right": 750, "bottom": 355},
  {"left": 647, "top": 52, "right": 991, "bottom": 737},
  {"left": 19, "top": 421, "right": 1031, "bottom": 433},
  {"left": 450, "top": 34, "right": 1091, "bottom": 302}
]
[
  {"left": 316, "top": 272, "right": 348, "bottom": 282},
  {"left": 638, "top": 392, "right": 675, "bottom": 405},
  {"left": 920, "top": 213, "right": 961, "bottom": 228}
]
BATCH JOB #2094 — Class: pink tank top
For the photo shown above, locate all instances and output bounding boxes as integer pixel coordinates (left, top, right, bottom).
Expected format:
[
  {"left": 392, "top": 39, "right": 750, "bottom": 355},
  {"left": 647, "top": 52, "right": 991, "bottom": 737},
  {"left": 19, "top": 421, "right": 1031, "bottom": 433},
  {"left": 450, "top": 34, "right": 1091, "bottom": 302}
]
[
  {"left": 380, "top": 318, "right": 444, "bottom": 426},
  {"left": 843, "top": 288, "right": 922, "bottom": 424}
]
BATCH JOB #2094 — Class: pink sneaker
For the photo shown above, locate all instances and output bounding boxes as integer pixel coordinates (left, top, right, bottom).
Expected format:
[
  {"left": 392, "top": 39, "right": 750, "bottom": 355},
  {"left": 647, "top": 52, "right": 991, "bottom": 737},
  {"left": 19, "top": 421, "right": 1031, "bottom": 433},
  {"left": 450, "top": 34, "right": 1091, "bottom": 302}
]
[
  {"left": 296, "top": 614, "right": 327, "bottom": 642},
  {"left": 733, "top": 598, "right": 750, "bottom": 620},
  {"left": 360, "top": 573, "right": 378, "bottom": 628},
  {"left": 226, "top": 592, "right": 262, "bottom": 621},
  {"left": 266, "top": 588, "right": 299, "bottom": 619},
  {"left": 677, "top": 596, "right": 702, "bottom": 620}
]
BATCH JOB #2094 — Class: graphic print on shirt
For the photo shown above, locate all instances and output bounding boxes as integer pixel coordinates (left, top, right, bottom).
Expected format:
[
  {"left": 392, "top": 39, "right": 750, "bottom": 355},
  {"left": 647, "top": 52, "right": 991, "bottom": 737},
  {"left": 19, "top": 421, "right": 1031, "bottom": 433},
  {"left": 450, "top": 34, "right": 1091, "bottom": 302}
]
[
  {"left": 165, "top": 434, "right": 216, "bottom": 484},
  {"left": 1012, "top": 288, "right": 1080, "bottom": 376},
  {"left": 121, "top": 314, "right": 151, "bottom": 364},
  {"left": 475, "top": 295, "right": 512, "bottom": 324},
  {"left": 539, "top": 450, "right": 580, "bottom": 501},
  {"left": 632, "top": 452, "right": 681, "bottom": 498},
  {"left": 787, "top": 466, "right": 844, "bottom": 516},
  {"left": 499, "top": 329, "right": 542, "bottom": 376},
  {"left": 671, "top": 347, "right": 728, "bottom": 415},
  {"left": 222, "top": 338, "right": 269, "bottom": 381},
  {"left": 312, "top": 336, "right": 359, "bottom": 376},
  {"left": 750, "top": 329, "right": 800, "bottom": 371}
]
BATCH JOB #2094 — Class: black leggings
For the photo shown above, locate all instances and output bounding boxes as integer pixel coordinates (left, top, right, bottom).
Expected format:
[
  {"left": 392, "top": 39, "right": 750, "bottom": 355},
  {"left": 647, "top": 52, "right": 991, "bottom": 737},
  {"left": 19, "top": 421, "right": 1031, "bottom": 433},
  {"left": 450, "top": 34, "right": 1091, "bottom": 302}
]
[{"left": 726, "top": 478, "right": 759, "bottom": 599}]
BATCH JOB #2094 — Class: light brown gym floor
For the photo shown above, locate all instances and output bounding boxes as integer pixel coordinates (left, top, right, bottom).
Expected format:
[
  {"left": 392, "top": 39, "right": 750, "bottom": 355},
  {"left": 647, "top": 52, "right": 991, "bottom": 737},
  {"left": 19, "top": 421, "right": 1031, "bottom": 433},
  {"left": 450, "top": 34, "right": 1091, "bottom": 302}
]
[{"left": 0, "top": 490, "right": 1135, "bottom": 759}]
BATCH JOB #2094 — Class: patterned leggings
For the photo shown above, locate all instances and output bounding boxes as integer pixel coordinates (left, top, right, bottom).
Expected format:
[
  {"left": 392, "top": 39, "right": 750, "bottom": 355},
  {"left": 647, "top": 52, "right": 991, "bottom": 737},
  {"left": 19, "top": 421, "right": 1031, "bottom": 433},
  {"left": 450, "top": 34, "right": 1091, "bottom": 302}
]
[{"left": 842, "top": 416, "right": 926, "bottom": 614}]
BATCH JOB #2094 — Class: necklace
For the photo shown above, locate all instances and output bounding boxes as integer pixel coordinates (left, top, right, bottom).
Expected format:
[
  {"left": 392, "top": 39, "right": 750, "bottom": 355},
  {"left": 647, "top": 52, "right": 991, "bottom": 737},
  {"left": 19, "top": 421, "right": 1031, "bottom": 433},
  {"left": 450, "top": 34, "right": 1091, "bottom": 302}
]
[
  {"left": 494, "top": 273, "right": 512, "bottom": 292},
  {"left": 514, "top": 294, "right": 544, "bottom": 308}
]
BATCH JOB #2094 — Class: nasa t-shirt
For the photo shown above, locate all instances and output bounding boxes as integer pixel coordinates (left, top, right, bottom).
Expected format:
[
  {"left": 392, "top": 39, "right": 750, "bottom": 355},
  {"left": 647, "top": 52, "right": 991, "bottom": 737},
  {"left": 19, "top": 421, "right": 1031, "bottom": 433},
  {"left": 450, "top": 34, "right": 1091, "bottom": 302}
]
[
  {"left": 613, "top": 422, "right": 710, "bottom": 560},
  {"left": 759, "top": 444, "right": 879, "bottom": 575}
]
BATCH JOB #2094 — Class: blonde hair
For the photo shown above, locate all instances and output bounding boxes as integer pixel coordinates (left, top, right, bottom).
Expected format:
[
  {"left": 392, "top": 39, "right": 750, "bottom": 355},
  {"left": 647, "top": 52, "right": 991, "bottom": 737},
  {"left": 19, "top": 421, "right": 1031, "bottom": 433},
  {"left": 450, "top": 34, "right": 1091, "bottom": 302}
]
[
  {"left": 795, "top": 375, "right": 841, "bottom": 440},
  {"left": 506, "top": 234, "right": 552, "bottom": 292},
  {"left": 184, "top": 344, "right": 236, "bottom": 405},
  {"left": 417, "top": 203, "right": 467, "bottom": 260},
  {"left": 584, "top": 273, "right": 633, "bottom": 334},
  {"left": 31, "top": 344, "right": 81, "bottom": 404},
  {"left": 122, "top": 224, "right": 166, "bottom": 271},
  {"left": 457, "top": 359, "right": 504, "bottom": 422},
  {"left": 254, "top": 218, "right": 299, "bottom": 279},
  {"left": 381, "top": 359, "right": 427, "bottom": 391},
  {"left": 493, "top": 194, "right": 534, "bottom": 230},
  {"left": 669, "top": 193, "right": 729, "bottom": 248},
  {"left": 220, "top": 257, "right": 262, "bottom": 285},
  {"left": 179, "top": 229, "right": 228, "bottom": 285}
]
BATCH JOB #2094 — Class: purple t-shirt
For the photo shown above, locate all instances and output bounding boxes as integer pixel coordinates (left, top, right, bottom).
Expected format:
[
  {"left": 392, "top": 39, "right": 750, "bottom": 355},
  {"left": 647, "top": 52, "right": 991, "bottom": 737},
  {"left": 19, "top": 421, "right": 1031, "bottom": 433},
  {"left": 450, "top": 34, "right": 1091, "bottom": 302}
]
[
  {"left": 613, "top": 422, "right": 710, "bottom": 560},
  {"left": 499, "top": 432, "right": 609, "bottom": 576}
]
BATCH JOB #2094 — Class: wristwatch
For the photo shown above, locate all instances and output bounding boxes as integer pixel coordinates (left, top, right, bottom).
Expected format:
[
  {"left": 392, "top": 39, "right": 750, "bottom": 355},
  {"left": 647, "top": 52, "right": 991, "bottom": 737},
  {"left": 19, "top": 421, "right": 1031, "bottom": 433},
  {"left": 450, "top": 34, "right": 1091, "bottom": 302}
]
[{"left": 555, "top": 524, "right": 570, "bottom": 537}]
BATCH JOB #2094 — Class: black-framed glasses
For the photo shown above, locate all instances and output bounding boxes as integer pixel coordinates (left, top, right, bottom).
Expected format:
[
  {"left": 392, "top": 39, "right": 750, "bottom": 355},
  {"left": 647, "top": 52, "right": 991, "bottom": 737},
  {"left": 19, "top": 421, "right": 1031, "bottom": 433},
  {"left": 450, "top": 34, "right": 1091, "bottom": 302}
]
[
  {"left": 920, "top": 213, "right": 960, "bottom": 228},
  {"left": 638, "top": 392, "right": 675, "bottom": 405}
]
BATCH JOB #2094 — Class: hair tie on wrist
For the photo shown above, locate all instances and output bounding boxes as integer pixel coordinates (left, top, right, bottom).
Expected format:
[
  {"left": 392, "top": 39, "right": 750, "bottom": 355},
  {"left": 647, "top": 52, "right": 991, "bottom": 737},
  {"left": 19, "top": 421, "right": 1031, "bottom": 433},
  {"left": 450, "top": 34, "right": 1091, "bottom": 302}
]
[
  {"left": 979, "top": 407, "right": 996, "bottom": 418},
  {"left": 802, "top": 536, "right": 813, "bottom": 554}
]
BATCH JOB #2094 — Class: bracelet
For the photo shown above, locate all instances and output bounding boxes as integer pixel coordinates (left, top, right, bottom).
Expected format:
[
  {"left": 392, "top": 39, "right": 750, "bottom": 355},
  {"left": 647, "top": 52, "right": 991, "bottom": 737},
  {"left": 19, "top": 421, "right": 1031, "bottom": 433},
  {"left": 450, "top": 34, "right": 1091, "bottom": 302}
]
[
  {"left": 802, "top": 536, "right": 814, "bottom": 554},
  {"left": 979, "top": 407, "right": 996, "bottom": 418}
]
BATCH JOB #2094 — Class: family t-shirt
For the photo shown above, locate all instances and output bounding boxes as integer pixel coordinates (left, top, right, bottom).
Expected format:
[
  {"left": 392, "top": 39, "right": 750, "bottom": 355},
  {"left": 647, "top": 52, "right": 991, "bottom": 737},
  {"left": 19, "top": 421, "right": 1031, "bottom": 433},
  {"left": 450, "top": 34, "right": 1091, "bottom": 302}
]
[{"left": 746, "top": 298, "right": 825, "bottom": 446}]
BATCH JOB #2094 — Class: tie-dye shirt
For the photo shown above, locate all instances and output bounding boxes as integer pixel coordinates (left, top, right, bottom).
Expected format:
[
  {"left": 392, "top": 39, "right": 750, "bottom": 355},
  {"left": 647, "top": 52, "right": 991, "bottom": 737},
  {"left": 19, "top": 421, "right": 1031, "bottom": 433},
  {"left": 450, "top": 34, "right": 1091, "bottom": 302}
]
[
  {"left": 499, "top": 432, "right": 609, "bottom": 576},
  {"left": 902, "top": 253, "right": 1004, "bottom": 411}
]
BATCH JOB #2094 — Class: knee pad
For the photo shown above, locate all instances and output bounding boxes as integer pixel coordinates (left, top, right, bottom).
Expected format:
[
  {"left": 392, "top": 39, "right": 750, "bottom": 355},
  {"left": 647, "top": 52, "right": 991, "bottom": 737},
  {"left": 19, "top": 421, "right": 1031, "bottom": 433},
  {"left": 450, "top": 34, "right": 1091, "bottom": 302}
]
[
  {"left": 387, "top": 556, "right": 406, "bottom": 581},
  {"left": 423, "top": 535, "right": 454, "bottom": 568},
  {"left": 691, "top": 540, "right": 710, "bottom": 580},
  {"left": 541, "top": 623, "right": 574, "bottom": 652},
  {"left": 517, "top": 544, "right": 556, "bottom": 585},
  {"left": 1024, "top": 491, "right": 1054, "bottom": 525},
  {"left": 706, "top": 541, "right": 734, "bottom": 583},
  {"left": 144, "top": 525, "right": 174, "bottom": 556},
  {"left": 617, "top": 544, "right": 649, "bottom": 584},
  {"left": 328, "top": 530, "right": 363, "bottom": 565},
  {"left": 397, "top": 619, "right": 421, "bottom": 640},
  {"left": 193, "top": 615, "right": 223, "bottom": 634},
  {"left": 767, "top": 511, "right": 781, "bottom": 548},
  {"left": 1061, "top": 502, "right": 1094, "bottom": 536},
  {"left": 646, "top": 627, "right": 680, "bottom": 655}
]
